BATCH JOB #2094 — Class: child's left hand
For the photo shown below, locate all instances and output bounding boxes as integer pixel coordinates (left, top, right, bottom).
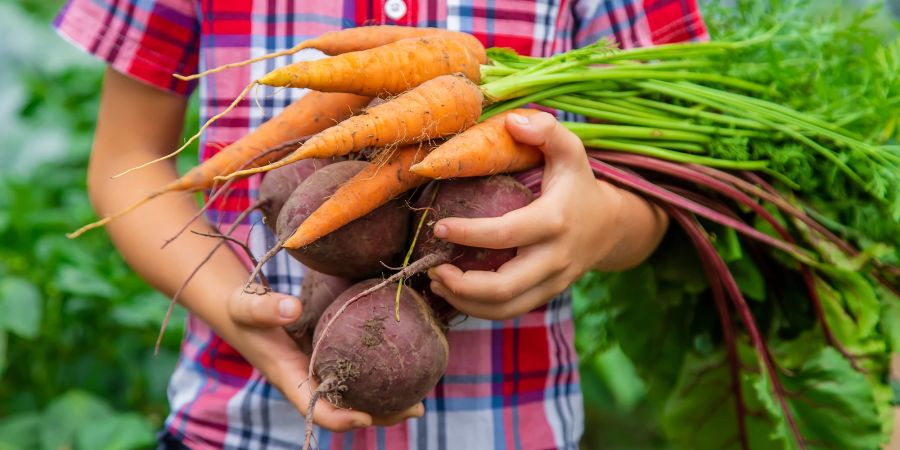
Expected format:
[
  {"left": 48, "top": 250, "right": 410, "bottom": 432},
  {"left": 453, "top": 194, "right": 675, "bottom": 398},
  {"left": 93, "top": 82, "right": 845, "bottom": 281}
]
[{"left": 427, "top": 111, "right": 668, "bottom": 321}]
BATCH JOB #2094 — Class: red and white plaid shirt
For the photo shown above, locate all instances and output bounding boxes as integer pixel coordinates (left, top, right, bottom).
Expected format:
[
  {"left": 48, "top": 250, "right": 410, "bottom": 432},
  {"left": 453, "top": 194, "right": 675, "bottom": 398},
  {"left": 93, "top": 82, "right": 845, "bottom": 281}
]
[{"left": 55, "top": 1, "right": 706, "bottom": 448}]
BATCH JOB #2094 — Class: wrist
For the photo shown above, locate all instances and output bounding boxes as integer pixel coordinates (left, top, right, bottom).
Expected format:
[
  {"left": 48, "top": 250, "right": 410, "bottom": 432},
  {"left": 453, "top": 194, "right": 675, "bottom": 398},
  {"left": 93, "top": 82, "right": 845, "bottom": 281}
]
[
  {"left": 589, "top": 180, "right": 667, "bottom": 272},
  {"left": 175, "top": 260, "right": 250, "bottom": 336}
]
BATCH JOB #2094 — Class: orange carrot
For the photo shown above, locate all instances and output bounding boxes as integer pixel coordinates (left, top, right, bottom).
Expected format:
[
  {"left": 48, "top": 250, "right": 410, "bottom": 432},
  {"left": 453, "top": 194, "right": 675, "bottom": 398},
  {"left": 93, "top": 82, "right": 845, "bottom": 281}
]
[
  {"left": 283, "top": 144, "right": 433, "bottom": 249},
  {"left": 409, "top": 109, "right": 544, "bottom": 179},
  {"left": 67, "top": 91, "right": 372, "bottom": 238},
  {"left": 219, "top": 74, "right": 484, "bottom": 181},
  {"left": 175, "top": 26, "right": 474, "bottom": 81},
  {"left": 123, "top": 31, "right": 485, "bottom": 178},
  {"left": 257, "top": 34, "right": 485, "bottom": 96}
]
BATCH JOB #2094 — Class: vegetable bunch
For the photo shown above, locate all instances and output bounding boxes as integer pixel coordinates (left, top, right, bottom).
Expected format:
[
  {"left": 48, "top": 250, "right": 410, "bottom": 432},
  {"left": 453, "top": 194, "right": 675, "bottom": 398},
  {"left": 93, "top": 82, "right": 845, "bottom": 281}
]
[{"left": 70, "top": 2, "right": 899, "bottom": 448}]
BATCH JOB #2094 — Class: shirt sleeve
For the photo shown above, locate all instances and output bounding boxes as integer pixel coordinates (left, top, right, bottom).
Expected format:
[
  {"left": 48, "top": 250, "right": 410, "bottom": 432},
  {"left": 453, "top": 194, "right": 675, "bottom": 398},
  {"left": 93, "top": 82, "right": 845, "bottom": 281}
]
[
  {"left": 572, "top": 0, "right": 708, "bottom": 49},
  {"left": 53, "top": 0, "right": 200, "bottom": 96}
]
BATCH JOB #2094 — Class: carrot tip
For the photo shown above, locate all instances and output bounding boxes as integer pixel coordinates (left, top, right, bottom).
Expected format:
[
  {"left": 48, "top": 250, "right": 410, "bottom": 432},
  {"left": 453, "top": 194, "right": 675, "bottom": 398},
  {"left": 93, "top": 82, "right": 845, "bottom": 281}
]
[{"left": 408, "top": 163, "right": 439, "bottom": 179}]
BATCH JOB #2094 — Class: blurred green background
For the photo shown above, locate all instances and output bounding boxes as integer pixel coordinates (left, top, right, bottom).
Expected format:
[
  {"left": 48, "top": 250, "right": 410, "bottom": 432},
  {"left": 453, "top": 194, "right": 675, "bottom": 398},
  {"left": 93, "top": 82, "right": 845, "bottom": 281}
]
[{"left": 0, "top": 1, "right": 896, "bottom": 449}]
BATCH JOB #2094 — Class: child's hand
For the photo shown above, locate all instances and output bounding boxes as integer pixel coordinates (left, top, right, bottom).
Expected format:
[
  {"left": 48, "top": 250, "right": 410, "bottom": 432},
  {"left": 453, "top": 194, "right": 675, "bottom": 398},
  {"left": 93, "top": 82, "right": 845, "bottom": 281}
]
[
  {"left": 222, "top": 284, "right": 425, "bottom": 431},
  {"left": 427, "top": 111, "right": 667, "bottom": 320}
]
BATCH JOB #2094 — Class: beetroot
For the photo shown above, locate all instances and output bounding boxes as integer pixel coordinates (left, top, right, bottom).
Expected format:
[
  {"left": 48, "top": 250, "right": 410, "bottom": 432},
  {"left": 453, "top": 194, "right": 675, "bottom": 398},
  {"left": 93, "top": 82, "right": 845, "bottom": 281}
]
[
  {"left": 309, "top": 176, "right": 534, "bottom": 327},
  {"left": 283, "top": 270, "right": 353, "bottom": 354},
  {"left": 275, "top": 161, "right": 410, "bottom": 278},
  {"left": 310, "top": 279, "right": 449, "bottom": 416},
  {"left": 413, "top": 175, "right": 533, "bottom": 271},
  {"left": 258, "top": 158, "right": 333, "bottom": 231}
]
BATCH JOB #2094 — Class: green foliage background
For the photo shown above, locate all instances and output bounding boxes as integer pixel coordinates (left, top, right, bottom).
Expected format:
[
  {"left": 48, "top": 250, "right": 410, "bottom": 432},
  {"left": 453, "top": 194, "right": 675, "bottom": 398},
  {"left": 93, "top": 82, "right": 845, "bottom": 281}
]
[
  {"left": 0, "top": 1, "right": 191, "bottom": 448},
  {"left": 0, "top": 1, "right": 895, "bottom": 449}
]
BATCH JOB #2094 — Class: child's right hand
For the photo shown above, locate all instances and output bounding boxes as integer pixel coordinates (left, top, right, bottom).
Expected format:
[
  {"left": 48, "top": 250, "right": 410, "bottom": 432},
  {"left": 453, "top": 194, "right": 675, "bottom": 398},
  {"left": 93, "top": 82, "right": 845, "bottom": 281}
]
[{"left": 222, "top": 284, "right": 425, "bottom": 432}]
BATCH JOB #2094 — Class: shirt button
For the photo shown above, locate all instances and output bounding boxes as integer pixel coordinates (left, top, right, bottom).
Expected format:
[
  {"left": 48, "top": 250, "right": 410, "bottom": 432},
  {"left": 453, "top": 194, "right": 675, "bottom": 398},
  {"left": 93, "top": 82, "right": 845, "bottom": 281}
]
[{"left": 385, "top": 0, "right": 407, "bottom": 20}]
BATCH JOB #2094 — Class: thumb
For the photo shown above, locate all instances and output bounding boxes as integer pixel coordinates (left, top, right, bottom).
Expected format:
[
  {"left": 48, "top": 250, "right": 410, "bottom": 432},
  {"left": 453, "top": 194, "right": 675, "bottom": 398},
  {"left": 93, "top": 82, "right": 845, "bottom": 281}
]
[
  {"left": 229, "top": 286, "right": 303, "bottom": 328},
  {"left": 504, "top": 110, "right": 587, "bottom": 173}
]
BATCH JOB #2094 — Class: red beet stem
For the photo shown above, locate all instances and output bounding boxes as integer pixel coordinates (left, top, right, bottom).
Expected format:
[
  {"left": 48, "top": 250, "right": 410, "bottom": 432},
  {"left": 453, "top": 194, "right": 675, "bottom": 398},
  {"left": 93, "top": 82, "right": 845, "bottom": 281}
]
[{"left": 667, "top": 206, "right": 749, "bottom": 450}]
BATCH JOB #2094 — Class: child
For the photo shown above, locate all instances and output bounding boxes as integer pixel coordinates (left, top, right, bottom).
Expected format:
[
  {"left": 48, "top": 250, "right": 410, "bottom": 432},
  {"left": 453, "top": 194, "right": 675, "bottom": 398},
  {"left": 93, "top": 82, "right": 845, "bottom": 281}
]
[{"left": 54, "top": 1, "right": 706, "bottom": 448}]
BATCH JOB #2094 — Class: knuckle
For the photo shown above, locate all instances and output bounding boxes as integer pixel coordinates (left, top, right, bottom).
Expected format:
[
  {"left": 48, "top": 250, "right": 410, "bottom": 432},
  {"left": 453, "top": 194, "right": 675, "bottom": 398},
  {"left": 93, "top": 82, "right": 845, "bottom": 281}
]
[
  {"left": 450, "top": 221, "right": 467, "bottom": 241},
  {"left": 545, "top": 210, "right": 567, "bottom": 234},
  {"left": 494, "top": 225, "right": 514, "bottom": 248},
  {"left": 550, "top": 277, "right": 571, "bottom": 295},
  {"left": 550, "top": 255, "right": 570, "bottom": 274},
  {"left": 491, "top": 284, "right": 516, "bottom": 302}
]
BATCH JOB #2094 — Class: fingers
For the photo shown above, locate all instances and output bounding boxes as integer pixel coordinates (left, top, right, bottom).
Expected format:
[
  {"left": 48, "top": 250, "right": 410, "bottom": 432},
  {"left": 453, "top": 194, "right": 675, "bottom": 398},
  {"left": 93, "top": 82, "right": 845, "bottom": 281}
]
[
  {"left": 371, "top": 402, "right": 425, "bottom": 427},
  {"left": 433, "top": 195, "right": 565, "bottom": 249},
  {"left": 505, "top": 111, "right": 588, "bottom": 173},
  {"left": 430, "top": 271, "right": 570, "bottom": 321},
  {"left": 277, "top": 377, "right": 373, "bottom": 432},
  {"left": 428, "top": 244, "right": 568, "bottom": 303},
  {"left": 228, "top": 286, "right": 303, "bottom": 328}
]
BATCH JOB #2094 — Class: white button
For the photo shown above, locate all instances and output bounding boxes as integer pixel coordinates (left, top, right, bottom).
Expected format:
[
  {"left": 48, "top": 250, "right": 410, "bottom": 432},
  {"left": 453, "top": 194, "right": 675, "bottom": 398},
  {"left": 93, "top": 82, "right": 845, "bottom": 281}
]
[{"left": 385, "top": 0, "right": 407, "bottom": 20}]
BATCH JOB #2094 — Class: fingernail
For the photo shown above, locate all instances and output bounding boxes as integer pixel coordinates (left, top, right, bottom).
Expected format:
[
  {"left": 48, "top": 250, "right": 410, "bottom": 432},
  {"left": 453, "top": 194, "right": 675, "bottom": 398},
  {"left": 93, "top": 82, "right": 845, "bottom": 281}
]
[
  {"left": 433, "top": 223, "right": 448, "bottom": 238},
  {"left": 509, "top": 113, "right": 529, "bottom": 125},
  {"left": 353, "top": 419, "right": 371, "bottom": 428},
  {"left": 427, "top": 268, "right": 441, "bottom": 282},
  {"left": 278, "top": 298, "right": 298, "bottom": 319}
]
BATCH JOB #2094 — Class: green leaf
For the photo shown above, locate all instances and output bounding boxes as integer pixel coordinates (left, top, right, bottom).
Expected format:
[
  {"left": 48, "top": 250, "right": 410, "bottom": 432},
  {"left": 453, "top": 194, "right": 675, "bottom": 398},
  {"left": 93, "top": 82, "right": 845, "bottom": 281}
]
[
  {"left": 0, "top": 277, "right": 42, "bottom": 338},
  {"left": 54, "top": 265, "right": 119, "bottom": 299},
  {"left": 110, "top": 291, "right": 174, "bottom": 329},
  {"left": 40, "top": 390, "right": 113, "bottom": 450},
  {"left": 880, "top": 289, "right": 900, "bottom": 352},
  {"left": 756, "top": 347, "right": 883, "bottom": 450},
  {"left": 0, "top": 413, "right": 41, "bottom": 450},
  {"left": 593, "top": 345, "right": 646, "bottom": 411},
  {"left": 828, "top": 270, "right": 880, "bottom": 339},
  {"left": 0, "top": 331, "right": 6, "bottom": 379},
  {"left": 662, "top": 346, "right": 780, "bottom": 450},
  {"left": 816, "top": 275, "right": 864, "bottom": 346},
  {"left": 75, "top": 413, "right": 155, "bottom": 450},
  {"left": 607, "top": 264, "right": 693, "bottom": 401},
  {"left": 712, "top": 227, "right": 743, "bottom": 262},
  {"left": 728, "top": 256, "right": 766, "bottom": 302}
]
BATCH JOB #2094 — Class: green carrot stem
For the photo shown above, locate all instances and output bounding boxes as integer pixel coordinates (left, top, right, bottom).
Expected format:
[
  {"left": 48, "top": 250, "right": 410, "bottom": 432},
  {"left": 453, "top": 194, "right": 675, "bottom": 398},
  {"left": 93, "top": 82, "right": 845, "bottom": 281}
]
[
  {"left": 479, "top": 81, "right": 618, "bottom": 120},
  {"left": 625, "top": 96, "right": 768, "bottom": 130},
  {"left": 637, "top": 81, "right": 874, "bottom": 195},
  {"left": 483, "top": 69, "right": 771, "bottom": 101},
  {"left": 603, "top": 59, "right": 715, "bottom": 71},
  {"left": 614, "top": 139, "right": 706, "bottom": 153},
  {"left": 562, "top": 122, "right": 712, "bottom": 143},
  {"left": 671, "top": 82, "right": 891, "bottom": 165},
  {"left": 582, "top": 139, "right": 768, "bottom": 170},
  {"left": 760, "top": 168, "right": 802, "bottom": 190},
  {"left": 581, "top": 90, "right": 643, "bottom": 99},
  {"left": 686, "top": 82, "right": 900, "bottom": 171},
  {"left": 591, "top": 43, "right": 732, "bottom": 62},
  {"left": 555, "top": 95, "right": 674, "bottom": 120},
  {"left": 600, "top": 97, "right": 677, "bottom": 118},
  {"left": 539, "top": 98, "right": 766, "bottom": 138},
  {"left": 480, "top": 65, "right": 517, "bottom": 78}
]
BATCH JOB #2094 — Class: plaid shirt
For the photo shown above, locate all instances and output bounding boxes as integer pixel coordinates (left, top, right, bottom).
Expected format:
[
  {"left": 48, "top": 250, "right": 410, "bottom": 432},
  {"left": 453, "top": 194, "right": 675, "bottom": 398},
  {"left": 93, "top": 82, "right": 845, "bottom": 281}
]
[{"left": 55, "top": 1, "right": 706, "bottom": 449}]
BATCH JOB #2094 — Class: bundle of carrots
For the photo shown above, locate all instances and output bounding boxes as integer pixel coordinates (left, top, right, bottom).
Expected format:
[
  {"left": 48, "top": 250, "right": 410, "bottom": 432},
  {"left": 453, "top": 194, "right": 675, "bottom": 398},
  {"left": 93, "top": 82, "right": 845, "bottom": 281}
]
[{"left": 70, "top": 21, "right": 899, "bottom": 450}]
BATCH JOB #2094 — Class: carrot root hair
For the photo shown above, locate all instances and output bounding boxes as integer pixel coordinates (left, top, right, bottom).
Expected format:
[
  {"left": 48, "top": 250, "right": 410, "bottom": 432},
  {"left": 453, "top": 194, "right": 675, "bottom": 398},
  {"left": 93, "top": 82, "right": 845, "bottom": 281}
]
[
  {"left": 244, "top": 238, "right": 286, "bottom": 293},
  {"left": 174, "top": 45, "right": 309, "bottom": 82},
  {"left": 67, "top": 189, "right": 166, "bottom": 238},
  {"left": 112, "top": 81, "right": 257, "bottom": 179},
  {"left": 154, "top": 198, "right": 263, "bottom": 353}
]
